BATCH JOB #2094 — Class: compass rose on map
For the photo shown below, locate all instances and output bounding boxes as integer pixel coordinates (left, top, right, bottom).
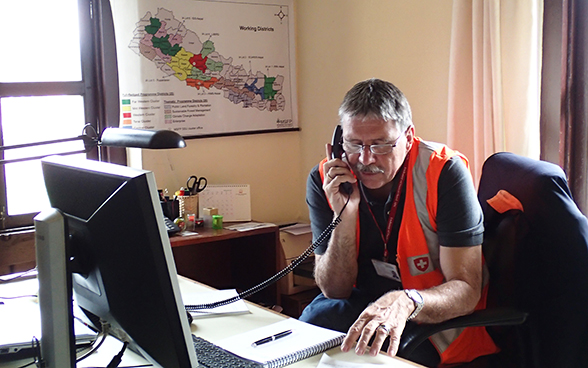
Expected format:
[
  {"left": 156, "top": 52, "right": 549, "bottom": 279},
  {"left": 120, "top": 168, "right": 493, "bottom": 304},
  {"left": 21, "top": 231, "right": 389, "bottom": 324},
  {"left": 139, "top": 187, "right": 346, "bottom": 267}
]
[{"left": 274, "top": 6, "right": 287, "bottom": 24}]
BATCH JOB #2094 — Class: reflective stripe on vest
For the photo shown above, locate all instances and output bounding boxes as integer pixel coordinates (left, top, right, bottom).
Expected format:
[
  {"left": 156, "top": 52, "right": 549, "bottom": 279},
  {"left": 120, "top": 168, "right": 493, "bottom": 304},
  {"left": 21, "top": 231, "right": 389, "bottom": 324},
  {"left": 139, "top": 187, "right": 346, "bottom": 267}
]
[
  {"left": 399, "top": 138, "right": 497, "bottom": 364},
  {"left": 398, "top": 138, "right": 463, "bottom": 285}
]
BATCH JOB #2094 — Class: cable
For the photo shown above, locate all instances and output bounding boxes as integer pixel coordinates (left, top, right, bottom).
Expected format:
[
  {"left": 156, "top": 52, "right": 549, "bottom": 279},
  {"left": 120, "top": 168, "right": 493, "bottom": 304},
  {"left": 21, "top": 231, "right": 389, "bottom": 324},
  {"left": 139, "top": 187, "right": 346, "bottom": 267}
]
[
  {"left": 76, "top": 320, "right": 110, "bottom": 363},
  {"left": 0, "top": 294, "right": 38, "bottom": 300},
  {"left": 83, "top": 365, "right": 153, "bottom": 368},
  {"left": 106, "top": 341, "right": 129, "bottom": 368},
  {"left": 15, "top": 360, "right": 37, "bottom": 368},
  {"left": 185, "top": 195, "right": 350, "bottom": 311},
  {"left": 75, "top": 329, "right": 108, "bottom": 362},
  {"left": 15, "top": 338, "right": 41, "bottom": 368}
]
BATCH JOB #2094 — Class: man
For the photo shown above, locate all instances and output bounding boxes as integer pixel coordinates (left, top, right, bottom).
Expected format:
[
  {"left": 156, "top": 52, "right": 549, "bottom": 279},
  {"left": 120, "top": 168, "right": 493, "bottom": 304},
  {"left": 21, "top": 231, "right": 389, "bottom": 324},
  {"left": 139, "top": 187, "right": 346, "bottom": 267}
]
[{"left": 300, "top": 79, "right": 497, "bottom": 366}]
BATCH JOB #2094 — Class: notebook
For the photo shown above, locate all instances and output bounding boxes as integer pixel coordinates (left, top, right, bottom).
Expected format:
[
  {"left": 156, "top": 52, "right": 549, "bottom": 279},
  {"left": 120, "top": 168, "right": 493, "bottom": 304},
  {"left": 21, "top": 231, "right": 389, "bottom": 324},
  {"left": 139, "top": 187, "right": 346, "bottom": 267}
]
[
  {"left": 215, "top": 318, "right": 346, "bottom": 368},
  {"left": 0, "top": 299, "right": 97, "bottom": 362}
]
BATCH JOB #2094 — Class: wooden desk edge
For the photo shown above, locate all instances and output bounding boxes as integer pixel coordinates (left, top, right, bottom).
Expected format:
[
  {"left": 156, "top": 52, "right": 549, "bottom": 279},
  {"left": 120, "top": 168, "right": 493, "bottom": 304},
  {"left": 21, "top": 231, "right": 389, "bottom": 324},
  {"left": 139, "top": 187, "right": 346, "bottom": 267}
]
[{"left": 169, "top": 224, "right": 279, "bottom": 248}]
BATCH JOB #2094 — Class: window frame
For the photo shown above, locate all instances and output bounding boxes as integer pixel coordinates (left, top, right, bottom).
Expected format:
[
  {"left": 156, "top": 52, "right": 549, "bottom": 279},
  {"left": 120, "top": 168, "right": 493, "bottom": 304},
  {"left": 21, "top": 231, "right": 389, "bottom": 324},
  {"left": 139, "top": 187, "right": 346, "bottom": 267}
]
[{"left": 0, "top": 0, "right": 123, "bottom": 231}]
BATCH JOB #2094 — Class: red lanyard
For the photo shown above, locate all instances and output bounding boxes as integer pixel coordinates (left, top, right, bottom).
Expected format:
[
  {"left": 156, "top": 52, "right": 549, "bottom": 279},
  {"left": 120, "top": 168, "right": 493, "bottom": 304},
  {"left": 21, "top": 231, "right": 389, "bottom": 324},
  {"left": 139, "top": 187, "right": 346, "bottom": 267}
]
[{"left": 362, "top": 159, "right": 408, "bottom": 262}]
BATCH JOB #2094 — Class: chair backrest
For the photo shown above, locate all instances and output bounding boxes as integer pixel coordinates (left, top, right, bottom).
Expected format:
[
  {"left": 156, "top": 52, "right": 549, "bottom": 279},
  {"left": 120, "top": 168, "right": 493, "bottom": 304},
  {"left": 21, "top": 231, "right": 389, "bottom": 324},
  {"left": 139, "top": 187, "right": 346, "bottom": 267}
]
[{"left": 478, "top": 152, "right": 588, "bottom": 367}]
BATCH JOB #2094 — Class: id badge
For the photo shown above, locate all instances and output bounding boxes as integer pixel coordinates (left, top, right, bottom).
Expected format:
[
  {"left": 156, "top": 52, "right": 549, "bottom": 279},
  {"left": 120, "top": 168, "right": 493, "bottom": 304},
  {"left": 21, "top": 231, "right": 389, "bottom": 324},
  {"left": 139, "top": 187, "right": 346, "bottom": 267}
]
[{"left": 372, "top": 259, "right": 401, "bottom": 282}]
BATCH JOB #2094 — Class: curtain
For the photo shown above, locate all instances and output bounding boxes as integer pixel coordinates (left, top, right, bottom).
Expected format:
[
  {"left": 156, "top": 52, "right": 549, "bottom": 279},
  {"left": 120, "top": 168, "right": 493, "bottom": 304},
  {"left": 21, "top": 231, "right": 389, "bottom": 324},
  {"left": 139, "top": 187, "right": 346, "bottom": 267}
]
[
  {"left": 447, "top": 0, "right": 544, "bottom": 185},
  {"left": 541, "top": 0, "right": 588, "bottom": 214},
  {"left": 95, "top": 0, "right": 127, "bottom": 165}
]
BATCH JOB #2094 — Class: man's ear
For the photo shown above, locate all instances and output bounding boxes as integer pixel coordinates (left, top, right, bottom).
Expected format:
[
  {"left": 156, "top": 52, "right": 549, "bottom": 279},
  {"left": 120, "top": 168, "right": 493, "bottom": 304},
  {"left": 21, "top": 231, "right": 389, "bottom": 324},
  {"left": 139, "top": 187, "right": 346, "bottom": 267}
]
[{"left": 405, "top": 125, "right": 415, "bottom": 150}]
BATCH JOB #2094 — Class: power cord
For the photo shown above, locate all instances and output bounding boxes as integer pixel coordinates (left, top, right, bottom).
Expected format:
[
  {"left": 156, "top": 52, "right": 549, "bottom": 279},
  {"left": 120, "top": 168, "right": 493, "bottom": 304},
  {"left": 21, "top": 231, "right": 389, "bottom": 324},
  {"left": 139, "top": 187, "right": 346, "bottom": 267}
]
[
  {"left": 75, "top": 320, "right": 110, "bottom": 363},
  {"left": 106, "top": 341, "right": 129, "bottom": 368},
  {"left": 185, "top": 195, "right": 350, "bottom": 311},
  {"left": 15, "top": 338, "right": 41, "bottom": 368}
]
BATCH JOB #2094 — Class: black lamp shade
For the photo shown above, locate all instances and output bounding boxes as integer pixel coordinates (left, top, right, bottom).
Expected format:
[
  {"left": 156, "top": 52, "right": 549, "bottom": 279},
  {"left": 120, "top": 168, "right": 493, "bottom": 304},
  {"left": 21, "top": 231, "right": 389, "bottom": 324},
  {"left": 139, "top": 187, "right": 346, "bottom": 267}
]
[{"left": 99, "top": 128, "right": 186, "bottom": 149}]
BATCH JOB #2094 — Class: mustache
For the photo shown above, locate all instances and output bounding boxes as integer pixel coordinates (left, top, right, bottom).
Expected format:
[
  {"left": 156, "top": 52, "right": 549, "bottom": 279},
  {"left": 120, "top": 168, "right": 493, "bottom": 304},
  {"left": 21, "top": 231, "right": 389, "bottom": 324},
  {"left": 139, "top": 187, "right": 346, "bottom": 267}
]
[{"left": 355, "top": 163, "right": 385, "bottom": 174}]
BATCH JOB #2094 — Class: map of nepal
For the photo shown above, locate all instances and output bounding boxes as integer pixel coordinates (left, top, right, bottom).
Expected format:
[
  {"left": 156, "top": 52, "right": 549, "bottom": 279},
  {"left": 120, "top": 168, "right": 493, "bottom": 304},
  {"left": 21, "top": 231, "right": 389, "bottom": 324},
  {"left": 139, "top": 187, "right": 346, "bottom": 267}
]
[{"left": 128, "top": 9, "right": 286, "bottom": 112}]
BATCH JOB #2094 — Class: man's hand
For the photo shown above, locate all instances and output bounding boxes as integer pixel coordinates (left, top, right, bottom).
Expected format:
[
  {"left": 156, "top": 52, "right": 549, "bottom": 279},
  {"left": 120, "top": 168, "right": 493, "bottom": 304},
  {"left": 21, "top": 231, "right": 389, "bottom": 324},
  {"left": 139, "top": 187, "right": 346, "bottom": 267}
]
[
  {"left": 340, "top": 246, "right": 483, "bottom": 357},
  {"left": 340, "top": 290, "right": 415, "bottom": 357},
  {"left": 312, "top": 144, "right": 361, "bottom": 299},
  {"left": 322, "top": 144, "right": 360, "bottom": 215}
]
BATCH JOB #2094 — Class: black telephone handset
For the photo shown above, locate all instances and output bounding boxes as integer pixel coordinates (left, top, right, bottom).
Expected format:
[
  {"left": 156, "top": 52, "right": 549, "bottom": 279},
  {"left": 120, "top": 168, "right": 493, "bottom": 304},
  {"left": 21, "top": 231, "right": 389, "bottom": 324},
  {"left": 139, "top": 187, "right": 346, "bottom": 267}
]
[
  {"left": 331, "top": 125, "right": 353, "bottom": 194},
  {"left": 331, "top": 125, "right": 345, "bottom": 160}
]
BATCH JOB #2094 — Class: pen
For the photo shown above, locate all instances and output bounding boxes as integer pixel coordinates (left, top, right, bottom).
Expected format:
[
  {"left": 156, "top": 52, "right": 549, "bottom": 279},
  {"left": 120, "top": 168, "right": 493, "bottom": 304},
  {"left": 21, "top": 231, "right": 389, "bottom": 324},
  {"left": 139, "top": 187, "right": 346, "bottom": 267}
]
[{"left": 251, "top": 329, "right": 292, "bottom": 347}]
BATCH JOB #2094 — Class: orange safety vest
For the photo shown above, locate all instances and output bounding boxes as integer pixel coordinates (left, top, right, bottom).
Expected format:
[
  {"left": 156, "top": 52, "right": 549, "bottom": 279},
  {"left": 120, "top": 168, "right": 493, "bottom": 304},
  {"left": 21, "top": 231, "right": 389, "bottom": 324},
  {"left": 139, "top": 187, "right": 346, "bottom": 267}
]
[{"left": 318, "top": 137, "right": 498, "bottom": 365}]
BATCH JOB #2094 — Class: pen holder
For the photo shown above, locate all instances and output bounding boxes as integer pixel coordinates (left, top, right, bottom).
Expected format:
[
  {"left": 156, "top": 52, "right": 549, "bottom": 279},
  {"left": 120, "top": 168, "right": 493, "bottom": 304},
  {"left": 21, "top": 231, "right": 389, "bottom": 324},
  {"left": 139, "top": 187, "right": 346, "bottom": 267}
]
[
  {"left": 161, "top": 199, "right": 179, "bottom": 220},
  {"left": 178, "top": 195, "right": 199, "bottom": 218}
]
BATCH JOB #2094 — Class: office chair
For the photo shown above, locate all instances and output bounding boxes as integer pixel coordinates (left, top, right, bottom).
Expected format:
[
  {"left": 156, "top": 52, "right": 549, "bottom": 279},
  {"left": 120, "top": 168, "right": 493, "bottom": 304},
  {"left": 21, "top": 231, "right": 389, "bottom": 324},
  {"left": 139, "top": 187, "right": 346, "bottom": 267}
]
[{"left": 397, "top": 152, "right": 588, "bottom": 367}]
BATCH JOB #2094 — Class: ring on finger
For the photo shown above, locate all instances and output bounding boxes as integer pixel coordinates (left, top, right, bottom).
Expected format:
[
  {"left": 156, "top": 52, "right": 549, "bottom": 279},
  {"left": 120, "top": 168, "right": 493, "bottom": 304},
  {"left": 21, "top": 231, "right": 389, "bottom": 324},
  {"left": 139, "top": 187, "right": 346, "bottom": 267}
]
[
  {"left": 327, "top": 172, "right": 334, "bottom": 179},
  {"left": 377, "top": 324, "right": 390, "bottom": 335}
]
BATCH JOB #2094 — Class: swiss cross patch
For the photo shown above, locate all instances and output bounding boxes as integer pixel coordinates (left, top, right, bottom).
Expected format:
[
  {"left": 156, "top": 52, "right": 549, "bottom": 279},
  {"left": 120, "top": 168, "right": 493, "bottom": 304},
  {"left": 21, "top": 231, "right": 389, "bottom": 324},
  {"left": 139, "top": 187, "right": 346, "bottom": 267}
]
[
  {"left": 413, "top": 257, "right": 429, "bottom": 272},
  {"left": 407, "top": 254, "right": 433, "bottom": 275}
]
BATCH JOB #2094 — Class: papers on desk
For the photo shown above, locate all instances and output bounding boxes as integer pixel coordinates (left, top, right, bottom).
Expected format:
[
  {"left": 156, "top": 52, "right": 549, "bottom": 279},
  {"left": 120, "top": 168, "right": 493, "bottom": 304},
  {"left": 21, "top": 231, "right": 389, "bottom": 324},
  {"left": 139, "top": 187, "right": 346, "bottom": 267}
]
[
  {"left": 317, "top": 353, "right": 386, "bottom": 367},
  {"left": 280, "top": 223, "right": 312, "bottom": 236},
  {"left": 215, "top": 318, "right": 345, "bottom": 368},
  {"left": 225, "top": 222, "right": 276, "bottom": 232},
  {"left": 182, "top": 289, "right": 250, "bottom": 319}
]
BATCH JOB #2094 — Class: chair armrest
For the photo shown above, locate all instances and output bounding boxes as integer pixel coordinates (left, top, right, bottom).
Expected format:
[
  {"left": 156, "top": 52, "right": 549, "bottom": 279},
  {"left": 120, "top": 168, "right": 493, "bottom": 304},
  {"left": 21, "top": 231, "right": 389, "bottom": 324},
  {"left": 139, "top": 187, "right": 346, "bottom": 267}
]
[{"left": 397, "top": 308, "right": 528, "bottom": 359}]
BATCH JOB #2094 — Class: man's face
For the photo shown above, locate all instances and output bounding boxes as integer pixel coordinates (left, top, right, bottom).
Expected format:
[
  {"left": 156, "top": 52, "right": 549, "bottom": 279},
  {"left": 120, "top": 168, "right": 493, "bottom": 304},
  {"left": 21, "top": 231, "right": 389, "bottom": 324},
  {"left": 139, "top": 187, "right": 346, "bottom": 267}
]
[{"left": 342, "top": 116, "right": 414, "bottom": 190}]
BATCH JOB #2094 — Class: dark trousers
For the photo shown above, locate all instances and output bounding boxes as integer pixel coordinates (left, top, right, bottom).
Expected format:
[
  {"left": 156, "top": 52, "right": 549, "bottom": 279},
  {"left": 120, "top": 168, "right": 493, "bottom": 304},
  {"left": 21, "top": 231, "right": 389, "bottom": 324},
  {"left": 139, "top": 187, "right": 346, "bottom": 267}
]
[{"left": 299, "top": 288, "right": 441, "bottom": 367}]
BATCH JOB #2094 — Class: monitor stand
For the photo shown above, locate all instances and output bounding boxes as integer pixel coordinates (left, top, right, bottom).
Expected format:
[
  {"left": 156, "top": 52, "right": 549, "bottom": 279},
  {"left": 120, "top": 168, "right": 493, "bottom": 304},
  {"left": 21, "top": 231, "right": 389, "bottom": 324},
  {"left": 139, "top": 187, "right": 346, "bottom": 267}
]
[{"left": 34, "top": 208, "right": 76, "bottom": 368}]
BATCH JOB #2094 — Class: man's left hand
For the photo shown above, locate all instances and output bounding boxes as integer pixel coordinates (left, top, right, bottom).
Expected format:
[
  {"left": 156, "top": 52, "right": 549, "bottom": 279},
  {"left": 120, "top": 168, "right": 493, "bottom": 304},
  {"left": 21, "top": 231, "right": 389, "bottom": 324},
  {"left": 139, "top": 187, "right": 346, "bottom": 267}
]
[{"left": 340, "top": 290, "right": 415, "bottom": 357}]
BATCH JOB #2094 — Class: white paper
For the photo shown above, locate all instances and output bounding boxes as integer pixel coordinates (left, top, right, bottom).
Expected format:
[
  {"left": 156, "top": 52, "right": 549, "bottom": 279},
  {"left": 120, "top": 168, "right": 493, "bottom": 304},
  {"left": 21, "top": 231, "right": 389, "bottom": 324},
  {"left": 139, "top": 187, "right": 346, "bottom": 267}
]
[
  {"left": 225, "top": 222, "right": 276, "bottom": 231},
  {"left": 281, "top": 223, "right": 312, "bottom": 235},
  {"left": 182, "top": 289, "right": 250, "bottom": 319},
  {"left": 317, "top": 354, "right": 386, "bottom": 367}
]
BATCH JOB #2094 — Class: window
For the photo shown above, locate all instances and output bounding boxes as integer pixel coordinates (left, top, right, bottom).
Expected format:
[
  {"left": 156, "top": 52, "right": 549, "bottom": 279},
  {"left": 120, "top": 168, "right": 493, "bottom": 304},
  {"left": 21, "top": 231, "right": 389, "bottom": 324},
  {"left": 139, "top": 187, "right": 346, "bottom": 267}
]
[{"left": 0, "top": 0, "right": 118, "bottom": 230}]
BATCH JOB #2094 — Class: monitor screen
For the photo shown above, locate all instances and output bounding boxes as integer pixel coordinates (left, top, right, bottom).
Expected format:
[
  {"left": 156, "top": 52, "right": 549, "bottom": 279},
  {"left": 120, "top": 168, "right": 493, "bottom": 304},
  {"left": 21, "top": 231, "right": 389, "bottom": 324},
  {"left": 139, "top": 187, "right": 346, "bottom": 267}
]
[{"left": 40, "top": 155, "right": 198, "bottom": 368}]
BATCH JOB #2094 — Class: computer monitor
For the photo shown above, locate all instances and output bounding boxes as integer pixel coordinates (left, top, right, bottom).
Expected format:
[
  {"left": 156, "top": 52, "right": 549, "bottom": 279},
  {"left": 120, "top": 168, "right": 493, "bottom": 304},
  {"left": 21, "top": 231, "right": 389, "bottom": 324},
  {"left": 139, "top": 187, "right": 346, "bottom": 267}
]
[{"left": 35, "top": 155, "right": 198, "bottom": 368}]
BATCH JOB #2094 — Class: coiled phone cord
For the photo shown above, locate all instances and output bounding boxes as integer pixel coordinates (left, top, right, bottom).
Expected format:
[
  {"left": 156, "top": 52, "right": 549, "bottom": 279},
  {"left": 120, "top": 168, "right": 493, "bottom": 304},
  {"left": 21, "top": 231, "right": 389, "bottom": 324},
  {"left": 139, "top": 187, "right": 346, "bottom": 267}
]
[{"left": 185, "top": 197, "right": 349, "bottom": 311}]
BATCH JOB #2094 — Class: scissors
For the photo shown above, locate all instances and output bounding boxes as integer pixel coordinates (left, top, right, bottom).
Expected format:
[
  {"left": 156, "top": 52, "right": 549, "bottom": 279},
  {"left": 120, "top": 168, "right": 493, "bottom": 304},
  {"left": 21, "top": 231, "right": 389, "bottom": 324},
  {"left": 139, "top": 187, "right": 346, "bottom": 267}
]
[{"left": 186, "top": 175, "right": 207, "bottom": 195}]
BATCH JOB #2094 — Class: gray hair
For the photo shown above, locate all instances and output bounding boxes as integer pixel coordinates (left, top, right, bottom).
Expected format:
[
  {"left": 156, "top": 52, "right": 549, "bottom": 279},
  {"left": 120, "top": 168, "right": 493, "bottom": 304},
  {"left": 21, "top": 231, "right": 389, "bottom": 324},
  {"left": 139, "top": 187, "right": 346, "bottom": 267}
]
[{"left": 338, "top": 78, "right": 413, "bottom": 131}]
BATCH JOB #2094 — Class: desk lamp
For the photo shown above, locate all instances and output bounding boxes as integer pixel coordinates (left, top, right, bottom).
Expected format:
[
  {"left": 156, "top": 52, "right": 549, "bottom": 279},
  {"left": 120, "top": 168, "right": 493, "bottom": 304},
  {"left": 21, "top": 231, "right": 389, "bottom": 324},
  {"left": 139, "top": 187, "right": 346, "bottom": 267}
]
[
  {"left": 99, "top": 127, "right": 187, "bottom": 150},
  {"left": 0, "top": 126, "right": 186, "bottom": 165}
]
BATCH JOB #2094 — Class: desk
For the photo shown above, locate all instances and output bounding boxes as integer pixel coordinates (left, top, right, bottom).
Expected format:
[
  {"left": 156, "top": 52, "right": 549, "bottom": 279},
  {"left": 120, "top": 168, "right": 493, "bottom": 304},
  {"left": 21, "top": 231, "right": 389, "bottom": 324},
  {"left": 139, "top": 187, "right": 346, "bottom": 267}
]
[
  {"left": 170, "top": 225, "right": 280, "bottom": 306},
  {"left": 0, "top": 275, "right": 423, "bottom": 368}
]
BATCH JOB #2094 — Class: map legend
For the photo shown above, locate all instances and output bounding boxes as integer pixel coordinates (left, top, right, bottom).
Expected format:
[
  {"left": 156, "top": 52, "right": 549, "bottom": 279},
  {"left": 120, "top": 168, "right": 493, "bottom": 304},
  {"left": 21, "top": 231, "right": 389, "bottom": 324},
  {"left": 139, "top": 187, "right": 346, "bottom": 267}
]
[{"left": 121, "top": 99, "right": 132, "bottom": 127}]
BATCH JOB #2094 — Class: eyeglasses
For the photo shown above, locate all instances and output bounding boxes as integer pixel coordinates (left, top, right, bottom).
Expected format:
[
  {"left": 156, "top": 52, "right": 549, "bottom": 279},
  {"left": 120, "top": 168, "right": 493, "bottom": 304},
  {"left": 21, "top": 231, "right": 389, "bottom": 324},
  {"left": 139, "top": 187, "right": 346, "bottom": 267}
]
[{"left": 342, "top": 133, "right": 404, "bottom": 155}]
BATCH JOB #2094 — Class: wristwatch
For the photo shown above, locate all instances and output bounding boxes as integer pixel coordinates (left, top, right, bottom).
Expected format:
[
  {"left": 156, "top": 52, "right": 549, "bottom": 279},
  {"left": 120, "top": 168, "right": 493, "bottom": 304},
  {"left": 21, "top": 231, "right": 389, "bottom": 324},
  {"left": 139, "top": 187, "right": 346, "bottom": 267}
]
[{"left": 404, "top": 289, "right": 424, "bottom": 321}]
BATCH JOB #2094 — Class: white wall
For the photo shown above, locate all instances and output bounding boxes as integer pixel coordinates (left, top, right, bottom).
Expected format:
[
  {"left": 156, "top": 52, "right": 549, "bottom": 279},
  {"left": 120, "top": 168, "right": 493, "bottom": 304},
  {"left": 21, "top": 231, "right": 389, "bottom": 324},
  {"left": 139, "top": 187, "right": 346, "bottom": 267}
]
[{"left": 143, "top": 0, "right": 453, "bottom": 224}]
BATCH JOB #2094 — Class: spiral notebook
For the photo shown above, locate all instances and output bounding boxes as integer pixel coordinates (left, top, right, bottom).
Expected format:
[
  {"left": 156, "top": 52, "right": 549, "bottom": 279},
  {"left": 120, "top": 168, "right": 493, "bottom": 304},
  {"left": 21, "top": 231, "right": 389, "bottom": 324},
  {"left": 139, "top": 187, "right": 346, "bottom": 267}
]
[{"left": 215, "top": 318, "right": 345, "bottom": 368}]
